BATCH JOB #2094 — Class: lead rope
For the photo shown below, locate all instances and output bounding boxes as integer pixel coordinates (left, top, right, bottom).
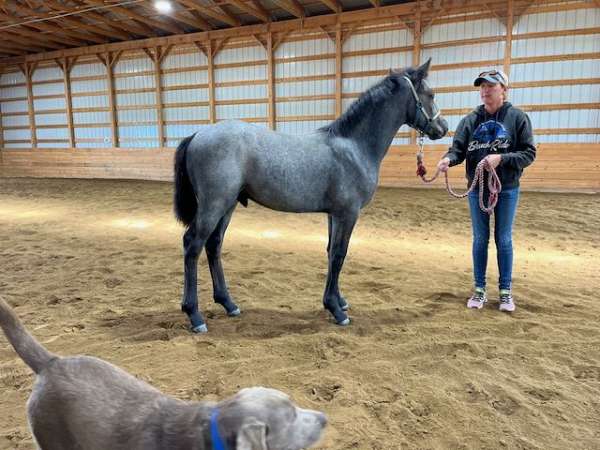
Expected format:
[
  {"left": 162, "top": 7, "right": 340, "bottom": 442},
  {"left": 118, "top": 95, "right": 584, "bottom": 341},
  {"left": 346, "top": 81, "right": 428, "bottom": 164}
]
[{"left": 415, "top": 133, "right": 502, "bottom": 214}]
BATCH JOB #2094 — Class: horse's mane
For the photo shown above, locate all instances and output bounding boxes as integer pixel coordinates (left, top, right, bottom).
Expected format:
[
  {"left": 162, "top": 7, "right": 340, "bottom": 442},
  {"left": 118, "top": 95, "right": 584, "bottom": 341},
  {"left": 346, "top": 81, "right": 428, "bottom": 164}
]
[{"left": 320, "top": 66, "right": 418, "bottom": 137}]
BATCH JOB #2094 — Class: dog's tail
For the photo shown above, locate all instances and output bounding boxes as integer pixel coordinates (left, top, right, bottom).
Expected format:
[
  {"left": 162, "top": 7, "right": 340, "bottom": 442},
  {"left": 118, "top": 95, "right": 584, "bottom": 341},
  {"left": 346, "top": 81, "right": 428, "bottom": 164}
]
[
  {"left": 0, "top": 297, "right": 56, "bottom": 374},
  {"left": 173, "top": 133, "right": 198, "bottom": 226}
]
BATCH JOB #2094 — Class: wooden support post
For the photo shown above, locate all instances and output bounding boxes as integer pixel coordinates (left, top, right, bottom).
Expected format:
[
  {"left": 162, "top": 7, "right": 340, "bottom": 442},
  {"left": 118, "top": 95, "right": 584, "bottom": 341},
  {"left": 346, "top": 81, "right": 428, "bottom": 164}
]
[
  {"left": 335, "top": 23, "right": 343, "bottom": 117},
  {"left": 196, "top": 40, "right": 220, "bottom": 124},
  {"left": 504, "top": 0, "right": 514, "bottom": 78},
  {"left": 56, "top": 56, "right": 77, "bottom": 148},
  {"left": 267, "top": 33, "right": 276, "bottom": 130},
  {"left": 98, "top": 51, "right": 122, "bottom": 147},
  {"left": 145, "top": 45, "right": 172, "bottom": 147},
  {"left": 410, "top": 9, "right": 422, "bottom": 145},
  {"left": 19, "top": 62, "right": 37, "bottom": 148}
]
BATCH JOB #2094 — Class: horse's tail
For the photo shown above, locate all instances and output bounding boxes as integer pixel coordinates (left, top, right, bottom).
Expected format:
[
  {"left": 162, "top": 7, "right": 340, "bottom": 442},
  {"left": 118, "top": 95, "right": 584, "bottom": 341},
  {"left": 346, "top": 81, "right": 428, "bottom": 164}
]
[
  {"left": 173, "top": 133, "right": 198, "bottom": 226},
  {"left": 0, "top": 296, "right": 57, "bottom": 374}
]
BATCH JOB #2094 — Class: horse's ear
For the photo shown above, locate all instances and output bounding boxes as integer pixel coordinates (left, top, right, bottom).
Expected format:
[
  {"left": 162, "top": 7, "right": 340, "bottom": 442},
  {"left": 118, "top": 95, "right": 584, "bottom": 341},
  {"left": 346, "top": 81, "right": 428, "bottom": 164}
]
[{"left": 415, "top": 58, "right": 431, "bottom": 80}]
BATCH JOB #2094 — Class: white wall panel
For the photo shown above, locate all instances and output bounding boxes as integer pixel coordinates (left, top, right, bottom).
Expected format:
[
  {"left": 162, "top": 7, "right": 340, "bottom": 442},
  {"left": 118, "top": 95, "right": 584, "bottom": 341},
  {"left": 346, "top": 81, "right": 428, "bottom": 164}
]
[
  {"left": 436, "top": 91, "right": 480, "bottom": 111},
  {"left": 343, "top": 52, "right": 411, "bottom": 72},
  {"left": 514, "top": 8, "right": 600, "bottom": 34},
  {"left": 276, "top": 100, "right": 334, "bottom": 117},
  {"left": 71, "top": 79, "right": 108, "bottom": 93},
  {"left": 32, "top": 82, "right": 64, "bottom": 97},
  {"left": 74, "top": 127, "right": 111, "bottom": 139},
  {"left": 215, "top": 46, "right": 266, "bottom": 64},
  {"left": 511, "top": 85, "right": 600, "bottom": 106},
  {"left": 1, "top": 86, "right": 27, "bottom": 99},
  {"left": 216, "top": 104, "right": 267, "bottom": 119},
  {"left": 32, "top": 66, "right": 62, "bottom": 82},
  {"left": 37, "top": 128, "right": 69, "bottom": 139},
  {"left": 429, "top": 66, "right": 505, "bottom": 88},
  {"left": 117, "top": 109, "right": 157, "bottom": 123},
  {"left": 276, "top": 60, "right": 333, "bottom": 78},
  {"left": 163, "top": 106, "right": 208, "bottom": 121},
  {"left": 276, "top": 38, "right": 334, "bottom": 58},
  {"left": 118, "top": 124, "right": 158, "bottom": 139},
  {"left": 115, "top": 75, "right": 155, "bottom": 90},
  {"left": 512, "top": 35, "right": 599, "bottom": 58},
  {"left": 2, "top": 115, "right": 29, "bottom": 127},
  {"left": 116, "top": 92, "right": 155, "bottom": 106},
  {"left": 4, "top": 129, "right": 31, "bottom": 140},
  {"left": 73, "top": 111, "right": 111, "bottom": 124},
  {"left": 342, "top": 76, "right": 381, "bottom": 94},
  {"left": 511, "top": 59, "right": 600, "bottom": 82},
  {"left": 276, "top": 120, "right": 330, "bottom": 135},
  {"left": 34, "top": 97, "right": 66, "bottom": 111},
  {"left": 215, "top": 65, "right": 266, "bottom": 82},
  {"left": 345, "top": 29, "right": 412, "bottom": 51},
  {"left": 1, "top": 100, "right": 29, "bottom": 113},
  {"left": 276, "top": 79, "right": 334, "bottom": 97},
  {"left": 1, "top": 71, "right": 26, "bottom": 85},
  {"left": 216, "top": 85, "right": 268, "bottom": 100},
  {"left": 163, "top": 88, "right": 208, "bottom": 103},
  {"left": 423, "top": 18, "right": 504, "bottom": 44},
  {"left": 536, "top": 134, "right": 599, "bottom": 144},
  {"left": 163, "top": 49, "right": 207, "bottom": 69},
  {"left": 72, "top": 95, "right": 109, "bottom": 109},
  {"left": 162, "top": 70, "right": 208, "bottom": 87},
  {"left": 35, "top": 113, "right": 67, "bottom": 126},
  {"left": 114, "top": 55, "right": 153, "bottom": 74},
  {"left": 423, "top": 41, "right": 505, "bottom": 65},
  {"left": 71, "top": 62, "right": 105, "bottom": 77},
  {"left": 165, "top": 124, "right": 203, "bottom": 139},
  {"left": 528, "top": 109, "right": 599, "bottom": 129}
]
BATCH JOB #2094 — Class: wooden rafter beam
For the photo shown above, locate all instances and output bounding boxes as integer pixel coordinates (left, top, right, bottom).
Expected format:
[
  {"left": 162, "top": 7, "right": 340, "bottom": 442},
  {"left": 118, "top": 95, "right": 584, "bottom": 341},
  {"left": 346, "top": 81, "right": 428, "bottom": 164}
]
[
  {"left": 80, "top": 0, "right": 185, "bottom": 35},
  {"left": 368, "top": 0, "right": 380, "bottom": 7},
  {"left": 0, "top": 38, "right": 47, "bottom": 53},
  {"left": 3, "top": 30, "right": 64, "bottom": 50},
  {"left": 271, "top": 0, "right": 305, "bottom": 18},
  {"left": 136, "top": 2, "right": 212, "bottom": 31},
  {"left": 177, "top": 0, "right": 240, "bottom": 26},
  {"left": 10, "top": 2, "right": 110, "bottom": 44},
  {"left": 318, "top": 0, "right": 341, "bottom": 13},
  {"left": 0, "top": 11, "right": 90, "bottom": 47},
  {"left": 226, "top": 0, "right": 269, "bottom": 22}
]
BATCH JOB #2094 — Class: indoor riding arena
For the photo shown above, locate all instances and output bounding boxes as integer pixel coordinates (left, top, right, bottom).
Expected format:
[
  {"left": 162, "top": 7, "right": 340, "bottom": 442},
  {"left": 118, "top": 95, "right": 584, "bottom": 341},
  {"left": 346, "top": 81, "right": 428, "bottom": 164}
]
[{"left": 1, "top": 1, "right": 599, "bottom": 449}]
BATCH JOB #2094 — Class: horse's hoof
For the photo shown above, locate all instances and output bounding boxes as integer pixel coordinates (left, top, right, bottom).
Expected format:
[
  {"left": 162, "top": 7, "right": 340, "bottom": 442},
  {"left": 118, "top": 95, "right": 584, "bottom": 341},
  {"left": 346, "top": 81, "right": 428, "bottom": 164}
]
[
  {"left": 227, "top": 307, "right": 241, "bottom": 317},
  {"left": 336, "top": 318, "right": 351, "bottom": 326},
  {"left": 191, "top": 324, "right": 208, "bottom": 333}
]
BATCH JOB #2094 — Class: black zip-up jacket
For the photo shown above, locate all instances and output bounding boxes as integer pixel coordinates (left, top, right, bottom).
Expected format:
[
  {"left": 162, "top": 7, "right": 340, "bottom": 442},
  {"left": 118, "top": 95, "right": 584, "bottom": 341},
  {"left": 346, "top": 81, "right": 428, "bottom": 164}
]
[{"left": 444, "top": 102, "right": 536, "bottom": 189}]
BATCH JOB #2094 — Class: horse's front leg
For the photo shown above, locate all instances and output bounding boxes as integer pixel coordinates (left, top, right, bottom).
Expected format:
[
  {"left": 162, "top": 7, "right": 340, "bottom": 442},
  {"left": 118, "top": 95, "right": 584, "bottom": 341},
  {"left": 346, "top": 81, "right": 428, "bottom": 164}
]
[{"left": 323, "top": 211, "right": 358, "bottom": 326}]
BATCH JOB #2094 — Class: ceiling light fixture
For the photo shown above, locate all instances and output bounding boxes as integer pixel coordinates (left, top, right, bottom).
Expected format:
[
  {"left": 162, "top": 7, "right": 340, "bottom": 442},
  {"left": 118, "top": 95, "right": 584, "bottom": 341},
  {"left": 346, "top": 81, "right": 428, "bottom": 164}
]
[{"left": 154, "top": 0, "right": 173, "bottom": 13}]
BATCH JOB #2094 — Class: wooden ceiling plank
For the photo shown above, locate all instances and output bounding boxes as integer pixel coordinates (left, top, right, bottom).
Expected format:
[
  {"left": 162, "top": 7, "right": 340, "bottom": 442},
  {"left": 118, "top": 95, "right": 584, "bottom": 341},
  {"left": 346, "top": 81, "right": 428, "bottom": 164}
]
[
  {"left": 3, "top": 30, "right": 64, "bottom": 50},
  {"left": 317, "top": 0, "right": 342, "bottom": 13},
  {"left": 135, "top": 2, "right": 212, "bottom": 31},
  {"left": 271, "top": 0, "right": 305, "bottom": 18},
  {"left": 226, "top": 0, "right": 269, "bottom": 22},
  {"left": 177, "top": 0, "right": 240, "bottom": 26}
]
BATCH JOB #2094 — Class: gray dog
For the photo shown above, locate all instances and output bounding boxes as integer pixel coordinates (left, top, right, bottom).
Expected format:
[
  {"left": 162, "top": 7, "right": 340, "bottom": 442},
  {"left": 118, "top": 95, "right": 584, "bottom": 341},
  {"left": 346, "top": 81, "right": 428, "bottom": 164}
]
[{"left": 0, "top": 297, "right": 327, "bottom": 449}]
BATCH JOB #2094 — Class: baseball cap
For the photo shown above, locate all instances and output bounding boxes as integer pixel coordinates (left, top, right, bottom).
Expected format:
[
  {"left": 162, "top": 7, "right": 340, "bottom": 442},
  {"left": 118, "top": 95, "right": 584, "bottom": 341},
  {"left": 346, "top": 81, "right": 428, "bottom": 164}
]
[{"left": 474, "top": 69, "right": 509, "bottom": 87}]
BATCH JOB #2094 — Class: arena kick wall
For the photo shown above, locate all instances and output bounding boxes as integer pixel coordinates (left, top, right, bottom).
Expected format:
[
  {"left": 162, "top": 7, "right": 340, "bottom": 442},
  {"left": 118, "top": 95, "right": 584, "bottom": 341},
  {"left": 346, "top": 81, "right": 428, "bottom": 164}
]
[{"left": 1, "top": 1, "right": 598, "bottom": 192}]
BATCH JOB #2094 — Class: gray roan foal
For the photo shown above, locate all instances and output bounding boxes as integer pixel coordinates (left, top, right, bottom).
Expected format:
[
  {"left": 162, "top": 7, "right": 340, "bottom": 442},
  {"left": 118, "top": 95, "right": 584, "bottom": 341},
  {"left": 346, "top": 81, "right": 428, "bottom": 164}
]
[{"left": 173, "top": 59, "right": 448, "bottom": 332}]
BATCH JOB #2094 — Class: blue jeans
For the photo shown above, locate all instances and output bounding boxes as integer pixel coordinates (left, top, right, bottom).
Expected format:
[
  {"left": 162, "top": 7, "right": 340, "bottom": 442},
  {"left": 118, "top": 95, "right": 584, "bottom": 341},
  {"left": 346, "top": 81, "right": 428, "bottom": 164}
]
[{"left": 468, "top": 187, "right": 520, "bottom": 291}]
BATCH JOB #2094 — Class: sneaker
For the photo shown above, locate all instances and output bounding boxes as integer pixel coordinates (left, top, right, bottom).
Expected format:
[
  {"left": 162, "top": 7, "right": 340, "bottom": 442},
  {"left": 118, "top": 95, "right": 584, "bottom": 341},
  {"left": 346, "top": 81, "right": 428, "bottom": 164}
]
[
  {"left": 499, "top": 289, "right": 515, "bottom": 312},
  {"left": 467, "top": 287, "right": 487, "bottom": 309}
]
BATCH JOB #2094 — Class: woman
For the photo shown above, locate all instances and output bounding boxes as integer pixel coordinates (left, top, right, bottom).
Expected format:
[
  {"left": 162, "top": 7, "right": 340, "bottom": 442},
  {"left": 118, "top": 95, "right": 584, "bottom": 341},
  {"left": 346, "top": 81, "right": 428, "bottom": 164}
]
[{"left": 437, "top": 69, "right": 536, "bottom": 312}]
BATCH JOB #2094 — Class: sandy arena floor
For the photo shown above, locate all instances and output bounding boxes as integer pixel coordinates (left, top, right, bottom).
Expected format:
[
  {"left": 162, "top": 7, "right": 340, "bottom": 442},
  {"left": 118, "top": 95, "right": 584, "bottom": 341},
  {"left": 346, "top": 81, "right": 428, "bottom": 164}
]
[{"left": 0, "top": 177, "right": 599, "bottom": 449}]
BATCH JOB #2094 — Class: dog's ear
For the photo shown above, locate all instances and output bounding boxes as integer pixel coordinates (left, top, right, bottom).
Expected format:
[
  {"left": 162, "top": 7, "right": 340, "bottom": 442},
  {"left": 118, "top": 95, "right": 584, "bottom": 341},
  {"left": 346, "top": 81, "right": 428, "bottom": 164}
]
[{"left": 236, "top": 418, "right": 267, "bottom": 450}]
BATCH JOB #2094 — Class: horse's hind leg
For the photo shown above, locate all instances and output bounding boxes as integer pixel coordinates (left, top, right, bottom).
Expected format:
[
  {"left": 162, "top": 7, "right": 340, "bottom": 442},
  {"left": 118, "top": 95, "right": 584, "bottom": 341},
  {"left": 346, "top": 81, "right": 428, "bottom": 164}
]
[
  {"left": 327, "top": 214, "right": 349, "bottom": 312},
  {"left": 206, "top": 206, "right": 240, "bottom": 317},
  {"left": 181, "top": 207, "right": 228, "bottom": 333}
]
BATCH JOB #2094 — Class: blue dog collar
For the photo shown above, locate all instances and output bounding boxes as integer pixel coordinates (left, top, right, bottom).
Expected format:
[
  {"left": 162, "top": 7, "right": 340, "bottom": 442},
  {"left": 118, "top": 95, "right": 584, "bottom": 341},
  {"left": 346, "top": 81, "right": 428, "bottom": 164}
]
[{"left": 210, "top": 408, "right": 228, "bottom": 450}]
